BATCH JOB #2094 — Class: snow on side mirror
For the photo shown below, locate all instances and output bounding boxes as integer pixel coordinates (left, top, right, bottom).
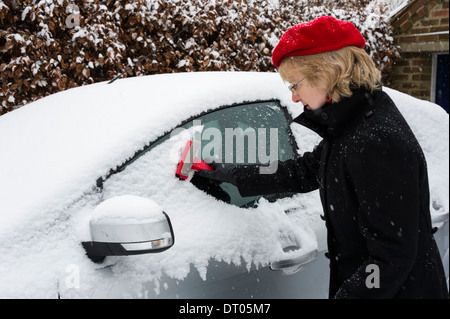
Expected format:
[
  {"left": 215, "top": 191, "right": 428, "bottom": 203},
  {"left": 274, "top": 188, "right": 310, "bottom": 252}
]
[{"left": 82, "top": 195, "right": 175, "bottom": 263}]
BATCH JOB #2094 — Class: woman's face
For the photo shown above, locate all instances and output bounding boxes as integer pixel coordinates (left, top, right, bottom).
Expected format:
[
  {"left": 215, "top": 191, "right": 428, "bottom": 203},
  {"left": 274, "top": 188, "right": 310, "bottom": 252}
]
[{"left": 288, "top": 74, "right": 328, "bottom": 111}]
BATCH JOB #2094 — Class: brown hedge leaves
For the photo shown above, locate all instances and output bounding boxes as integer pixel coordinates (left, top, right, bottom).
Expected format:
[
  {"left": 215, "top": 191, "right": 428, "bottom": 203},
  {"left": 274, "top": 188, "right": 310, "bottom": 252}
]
[{"left": 0, "top": 0, "right": 399, "bottom": 115}]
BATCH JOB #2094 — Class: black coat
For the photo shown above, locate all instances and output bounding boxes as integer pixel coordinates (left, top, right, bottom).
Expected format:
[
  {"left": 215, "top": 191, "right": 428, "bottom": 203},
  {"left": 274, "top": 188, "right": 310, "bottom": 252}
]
[{"left": 235, "top": 88, "right": 448, "bottom": 299}]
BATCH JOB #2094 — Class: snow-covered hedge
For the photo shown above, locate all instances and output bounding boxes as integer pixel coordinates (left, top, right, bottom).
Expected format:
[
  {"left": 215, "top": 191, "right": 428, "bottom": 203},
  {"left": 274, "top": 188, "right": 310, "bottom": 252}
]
[{"left": 0, "top": 0, "right": 399, "bottom": 115}]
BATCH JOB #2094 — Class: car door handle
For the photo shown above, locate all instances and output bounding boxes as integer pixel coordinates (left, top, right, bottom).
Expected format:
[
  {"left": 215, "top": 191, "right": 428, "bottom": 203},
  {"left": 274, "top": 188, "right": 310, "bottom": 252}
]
[
  {"left": 432, "top": 211, "right": 449, "bottom": 228},
  {"left": 270, "top": 247, "right": 319, "bottom": 275}
]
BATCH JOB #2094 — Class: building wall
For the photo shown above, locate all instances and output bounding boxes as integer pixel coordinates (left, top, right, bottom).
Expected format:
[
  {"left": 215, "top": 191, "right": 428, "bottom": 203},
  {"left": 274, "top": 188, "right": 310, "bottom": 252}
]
[
  {"left": 390, "top": 0, "right": 449, "bottom": 100},
  {"left": 391, "top": 52, "right": 433, "bottom": 100}
]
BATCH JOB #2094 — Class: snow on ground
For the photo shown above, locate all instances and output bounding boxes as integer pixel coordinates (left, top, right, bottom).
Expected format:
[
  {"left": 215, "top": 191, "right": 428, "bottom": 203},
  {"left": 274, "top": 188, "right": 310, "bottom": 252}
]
[{"left": 0, "top": 72, "right": 448, "bottom": 298}]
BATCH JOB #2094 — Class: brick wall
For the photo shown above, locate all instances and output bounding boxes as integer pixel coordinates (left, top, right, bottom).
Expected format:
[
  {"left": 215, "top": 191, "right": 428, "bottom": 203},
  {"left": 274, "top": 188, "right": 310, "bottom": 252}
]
[
  {"left": 389, "top": 0, "right": 449, "bottom": 100},
  {"left": 391, "top": 52, "right": 433, "bottom": 100}
]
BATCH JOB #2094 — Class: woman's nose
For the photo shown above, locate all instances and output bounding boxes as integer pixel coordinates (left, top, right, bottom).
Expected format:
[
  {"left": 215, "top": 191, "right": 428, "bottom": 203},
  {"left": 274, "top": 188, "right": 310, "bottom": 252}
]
[{"left": 291, "top": 92, "right": 301, "bottom": 103}]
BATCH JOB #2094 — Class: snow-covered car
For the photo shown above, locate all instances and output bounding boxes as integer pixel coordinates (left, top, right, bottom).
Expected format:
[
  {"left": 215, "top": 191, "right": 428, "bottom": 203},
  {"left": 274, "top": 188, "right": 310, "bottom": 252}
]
[{"left": 0, "top": 72, "right": 448, "bottom": 299}]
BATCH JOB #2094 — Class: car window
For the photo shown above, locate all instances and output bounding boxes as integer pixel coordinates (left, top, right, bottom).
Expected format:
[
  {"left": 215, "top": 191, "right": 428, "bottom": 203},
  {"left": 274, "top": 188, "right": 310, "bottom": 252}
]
[
  {"left": 197, "top": 102, "right": 294, "bottom": 163},
  {"left": 187, "top": 101, "right": 295, "bottom": 207},
  {"left": 101, "top": 100, "right": 296, "bottom": 208}
]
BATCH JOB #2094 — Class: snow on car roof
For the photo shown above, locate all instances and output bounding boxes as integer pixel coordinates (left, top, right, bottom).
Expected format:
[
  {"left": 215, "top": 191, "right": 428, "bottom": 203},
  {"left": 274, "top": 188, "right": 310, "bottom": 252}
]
[{"left": 0, "top": 72, "right": 294, "bottom": 234}]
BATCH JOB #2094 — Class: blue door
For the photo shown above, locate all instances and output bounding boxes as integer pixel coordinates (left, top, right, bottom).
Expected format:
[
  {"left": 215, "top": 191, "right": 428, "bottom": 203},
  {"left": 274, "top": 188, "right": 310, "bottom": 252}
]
[{"left": 435, "top": 54, "right": 449, "bottom": 113}]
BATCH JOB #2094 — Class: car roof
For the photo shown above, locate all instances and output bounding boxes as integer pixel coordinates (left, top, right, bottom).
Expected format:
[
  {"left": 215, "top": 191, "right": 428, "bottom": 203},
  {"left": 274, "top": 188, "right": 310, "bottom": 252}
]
[{"left": 0, "top": 72, "right": 295, "bottom": 233}]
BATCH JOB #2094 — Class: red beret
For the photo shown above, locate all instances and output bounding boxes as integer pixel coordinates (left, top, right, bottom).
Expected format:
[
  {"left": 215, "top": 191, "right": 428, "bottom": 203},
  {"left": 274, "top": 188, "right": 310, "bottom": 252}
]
[{"left": 272, "top": 16, "right": 366, "bottom": 68}]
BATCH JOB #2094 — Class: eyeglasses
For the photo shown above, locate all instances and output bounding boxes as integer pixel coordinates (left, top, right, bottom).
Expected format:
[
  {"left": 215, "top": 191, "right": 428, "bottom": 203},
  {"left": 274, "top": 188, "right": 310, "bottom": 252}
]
[{"left": 288, "top": 77, "right": 306, "bottom": 94}]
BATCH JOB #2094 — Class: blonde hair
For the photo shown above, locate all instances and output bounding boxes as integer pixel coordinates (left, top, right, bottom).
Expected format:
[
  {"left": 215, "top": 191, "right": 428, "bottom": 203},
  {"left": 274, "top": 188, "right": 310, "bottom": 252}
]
[{"left": 278, "top": 46, "right": 381, "bottom": 103}]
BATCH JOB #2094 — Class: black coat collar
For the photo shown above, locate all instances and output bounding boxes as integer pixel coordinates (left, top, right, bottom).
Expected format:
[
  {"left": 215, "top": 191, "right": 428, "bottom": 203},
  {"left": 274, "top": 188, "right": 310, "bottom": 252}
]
[{"left": 294, "top": 88, "right": 377, "bottom": 139}]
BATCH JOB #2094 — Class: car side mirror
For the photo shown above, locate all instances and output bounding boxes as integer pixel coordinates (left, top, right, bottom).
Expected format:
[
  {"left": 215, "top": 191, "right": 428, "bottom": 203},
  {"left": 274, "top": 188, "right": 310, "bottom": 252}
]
[{"left": 82, "top": 195, "right": 175, "bottom": 263}]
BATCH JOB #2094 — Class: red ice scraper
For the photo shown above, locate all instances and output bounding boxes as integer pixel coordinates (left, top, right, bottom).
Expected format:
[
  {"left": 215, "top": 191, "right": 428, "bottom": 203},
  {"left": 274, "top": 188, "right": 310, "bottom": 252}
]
[{"left": 176, "top": 140, "right": 213, "bottom": 180}]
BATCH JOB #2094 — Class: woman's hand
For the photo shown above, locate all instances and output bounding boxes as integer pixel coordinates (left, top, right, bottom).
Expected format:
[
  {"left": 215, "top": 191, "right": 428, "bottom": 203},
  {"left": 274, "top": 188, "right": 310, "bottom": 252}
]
[{"left": 195, "top": 161, "right": 238, "bottom": 186}]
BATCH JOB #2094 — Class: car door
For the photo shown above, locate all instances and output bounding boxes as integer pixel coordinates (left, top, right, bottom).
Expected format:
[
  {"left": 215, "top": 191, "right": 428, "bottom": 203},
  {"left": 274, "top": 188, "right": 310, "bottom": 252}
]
[{"left": 96, "top": 100, "right": 328, "bottom": 298}]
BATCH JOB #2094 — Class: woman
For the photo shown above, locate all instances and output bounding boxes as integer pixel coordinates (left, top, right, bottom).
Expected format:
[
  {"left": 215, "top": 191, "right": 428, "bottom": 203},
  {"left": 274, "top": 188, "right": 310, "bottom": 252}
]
[{"left": 197, "top": 16, "right": 448, "bottom": 299}]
